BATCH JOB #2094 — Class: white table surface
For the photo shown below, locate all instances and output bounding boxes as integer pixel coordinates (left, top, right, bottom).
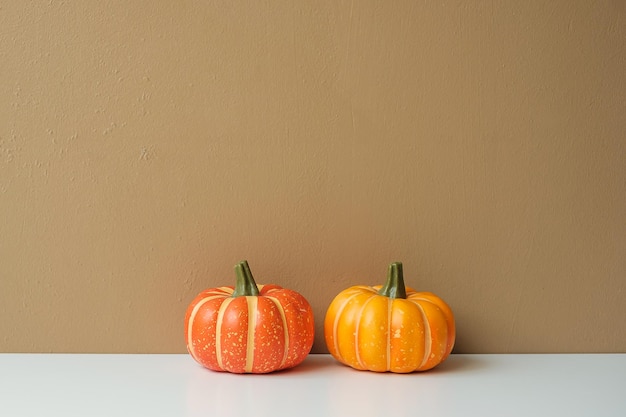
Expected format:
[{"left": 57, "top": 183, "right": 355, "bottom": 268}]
[{"left": 1, "top": 353, "right": 625, "bottom": 416}]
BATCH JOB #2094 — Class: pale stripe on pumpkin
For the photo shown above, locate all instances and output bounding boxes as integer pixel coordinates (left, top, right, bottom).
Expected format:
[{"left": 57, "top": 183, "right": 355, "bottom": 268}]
[
  {"left": 215, "top": 297, "right": 235, "bottom": 370},
  {"left": 244, "top": 297, "right": 258, "bottom": 373}
]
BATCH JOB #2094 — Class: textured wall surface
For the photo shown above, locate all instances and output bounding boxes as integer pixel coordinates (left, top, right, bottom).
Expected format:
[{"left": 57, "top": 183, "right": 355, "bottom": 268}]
[{"left": 1, "top": 1, "right": 625, "bottom": 354}]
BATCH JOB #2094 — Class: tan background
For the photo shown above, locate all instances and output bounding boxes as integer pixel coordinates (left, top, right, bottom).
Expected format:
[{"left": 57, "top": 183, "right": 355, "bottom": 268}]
[{"left": 1, "top": 1, "right": 625, "bottom": 354}]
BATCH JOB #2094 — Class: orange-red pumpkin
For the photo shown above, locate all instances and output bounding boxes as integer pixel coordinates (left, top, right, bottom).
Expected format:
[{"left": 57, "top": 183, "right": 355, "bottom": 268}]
[
  {"left": 185, "top": 260, "right": 315, "bottom": 373},
  {"left": 324, "top": 262, "right": 455, "bottom": 373}
]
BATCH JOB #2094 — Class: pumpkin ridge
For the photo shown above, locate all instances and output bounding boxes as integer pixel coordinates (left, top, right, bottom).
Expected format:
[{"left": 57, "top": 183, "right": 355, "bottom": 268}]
[
  {"left": 355, "top": 294, "right": 376, "bottom": 370},
  {"left": 412, "top": 296, "right": 454, "bottom": 357},
  {"left": 414, "top": 301, "right": 431, "bottom": 370},
  {"left": 331, "top": 291, "right": 362, "bottom": 363}
]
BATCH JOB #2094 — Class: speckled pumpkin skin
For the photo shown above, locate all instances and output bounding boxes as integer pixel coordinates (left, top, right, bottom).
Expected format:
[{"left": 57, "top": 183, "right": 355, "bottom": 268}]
[{"left": 185, "top": 284, "right": 315, "bottom": 374}]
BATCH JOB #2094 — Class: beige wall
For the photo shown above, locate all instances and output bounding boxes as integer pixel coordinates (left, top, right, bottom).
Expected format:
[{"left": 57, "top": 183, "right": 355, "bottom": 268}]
[{"left": 1, "top": 1, "right": 625, "bottom": 354}]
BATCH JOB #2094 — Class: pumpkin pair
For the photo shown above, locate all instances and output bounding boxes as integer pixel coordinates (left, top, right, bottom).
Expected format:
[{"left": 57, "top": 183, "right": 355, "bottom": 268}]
[{"left": 184, "top": 260, "right": 455, "bottom": 374}]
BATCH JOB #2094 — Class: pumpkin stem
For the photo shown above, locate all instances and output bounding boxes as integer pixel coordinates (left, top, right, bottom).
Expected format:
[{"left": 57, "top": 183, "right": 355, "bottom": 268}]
[
  {"left": 378, "top": 262, "right": 407, "bottom": 299},
  {"left": 232, "top": 260, "right": 260, "bottom": 297}
]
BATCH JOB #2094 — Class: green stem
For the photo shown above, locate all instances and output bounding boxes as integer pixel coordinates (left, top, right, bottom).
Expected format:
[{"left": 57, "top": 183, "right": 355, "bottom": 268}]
[
  {"left": 377, "top": 262, "right": 407, "bottom": 299},
  {"left": 232, "top": 260, "right": 260, "bottom": 297}
]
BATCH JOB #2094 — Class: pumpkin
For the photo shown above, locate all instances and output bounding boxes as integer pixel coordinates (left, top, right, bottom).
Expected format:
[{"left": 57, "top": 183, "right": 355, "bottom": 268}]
[
  {"left": 324, "top": 262, "right": 455, "bottom": 373},
  {"left": 185, "top": 260, "right": 315, "bottom": 373}
]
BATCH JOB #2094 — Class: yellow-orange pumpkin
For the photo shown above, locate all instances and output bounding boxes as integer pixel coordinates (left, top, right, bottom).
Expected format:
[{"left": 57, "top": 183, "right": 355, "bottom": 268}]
[
  {"left": 324, "top": 262, "right": 455, "bottom": 373},
  {"left": 185, "top": 260, "right": 315, "bottom": 373}
]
